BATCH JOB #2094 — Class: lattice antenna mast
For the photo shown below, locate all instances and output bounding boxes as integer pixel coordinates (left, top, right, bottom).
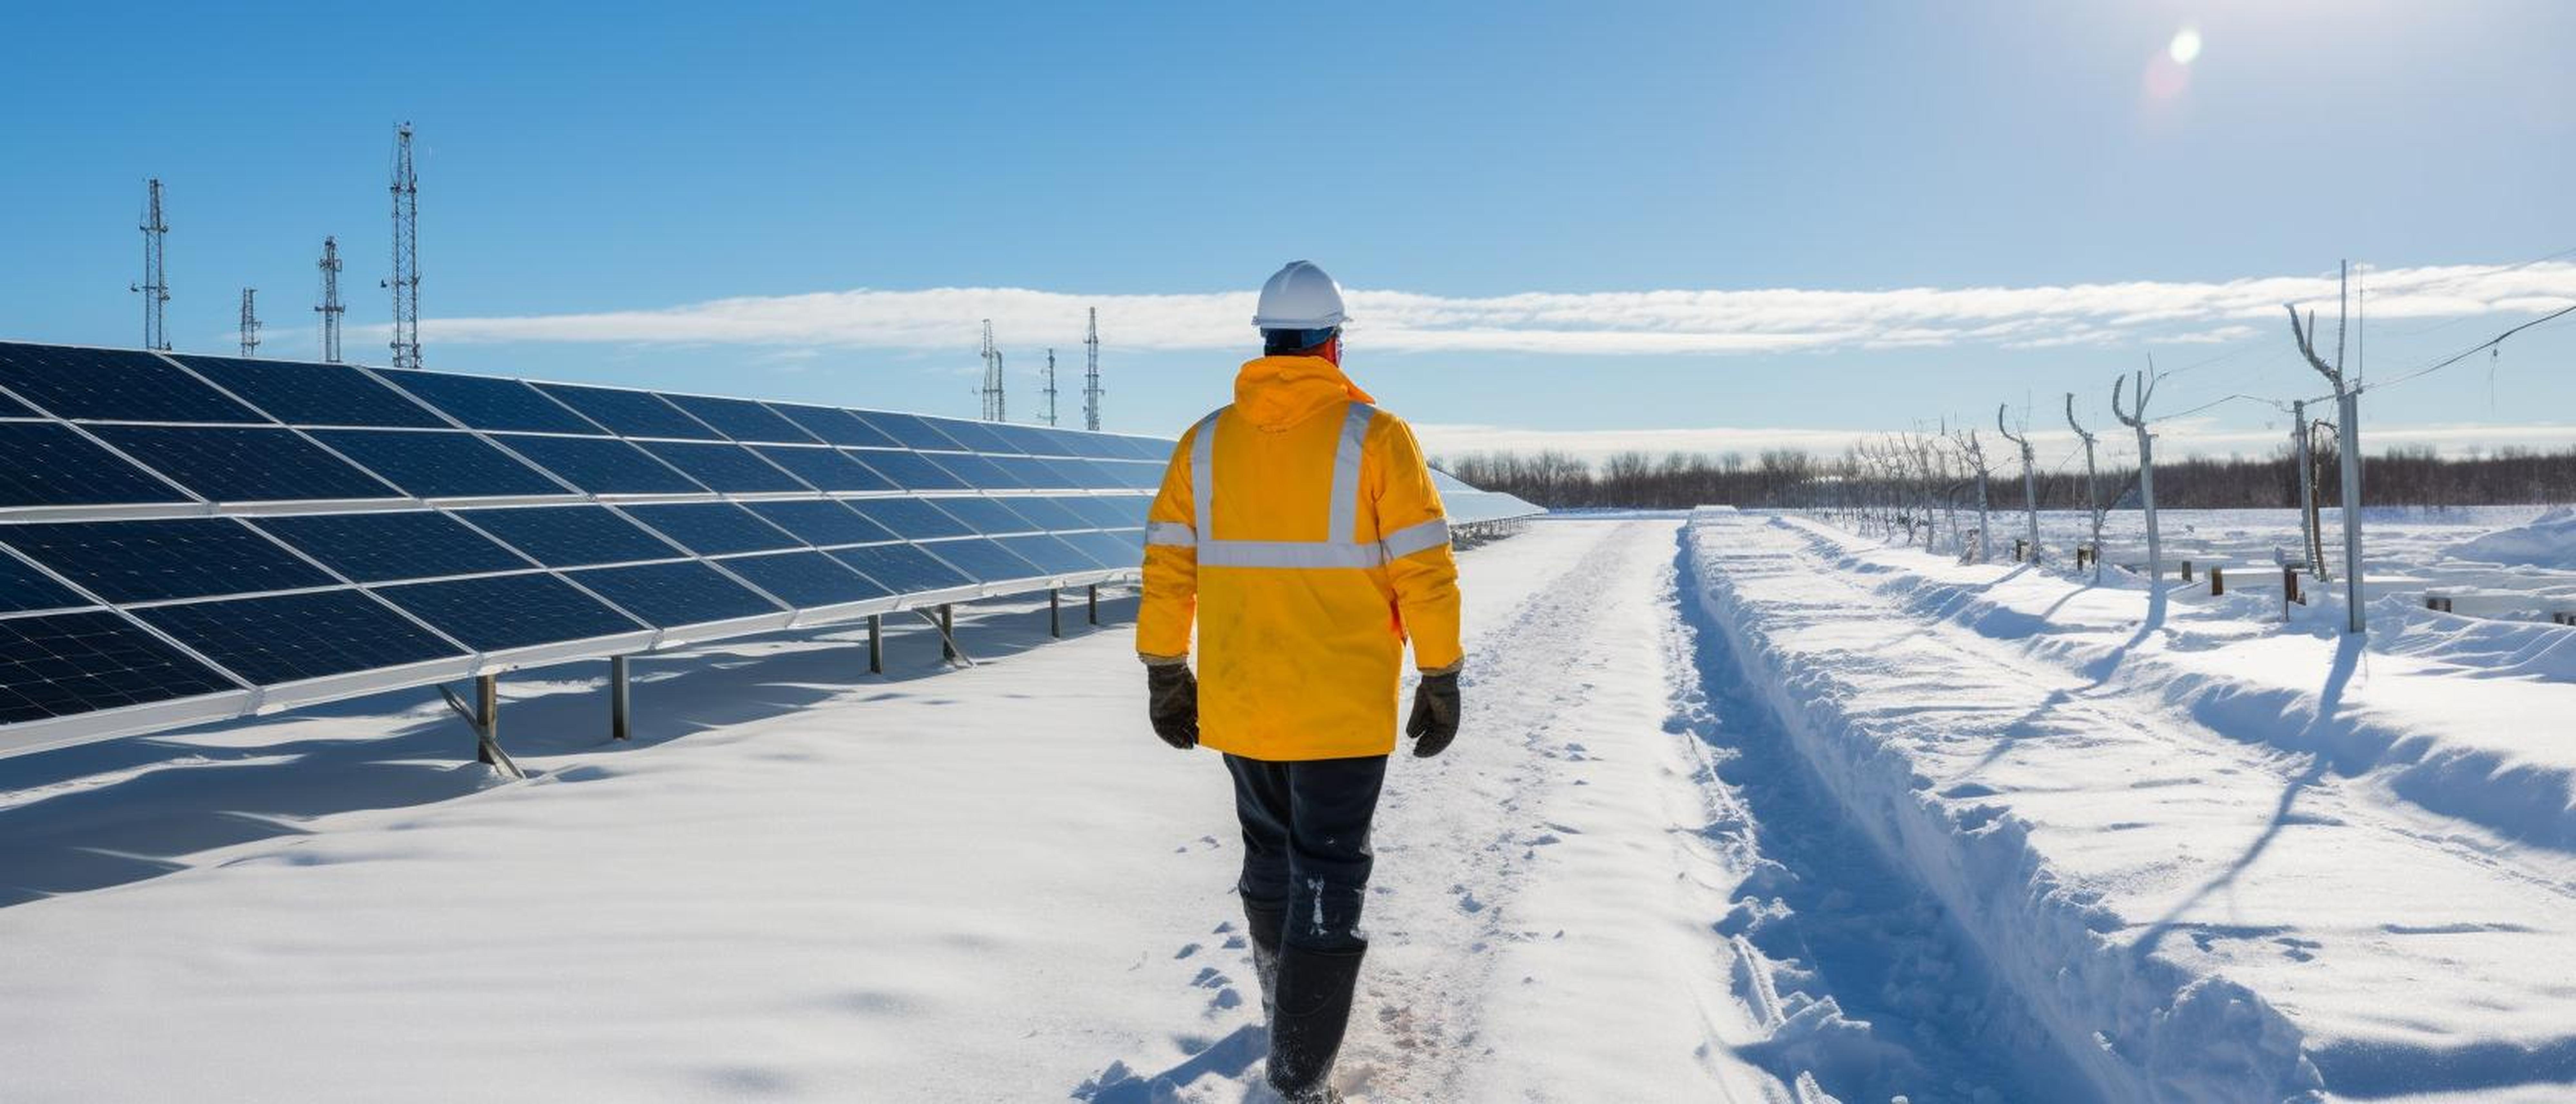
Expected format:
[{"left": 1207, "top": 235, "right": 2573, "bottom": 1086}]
[
  {"left": 130, "top": 178, "right": 171, "bottom": 350},
  {"left": 2287, "top": 260, "right": 2364, "bottom": 633},
  {"left": 978, "top": 319, "right": 1006, "bottom": 421},
  {"left": 385, "top": 122, "right": 421, "bottom": 369},
  {"left": 315, "top": 235, "right": 345, "bottom": 363},
  {"left": 1042, "top": 347, "right": 1059, "bottom": 427},
  {"left": 1997, "top": 403, "right": 2040, "bottom": 563},
  {"left": 239, "top": 288, "right": 261, "bottom": 358},
  {"left": 2112, "top": 363, "right": 2163, "bottom": 588},
  {"left": 1083, "top": 307, "right": 1103, "bottom": 431},
  {"left": 2064, "top": 393, "right": 2103, "bottom": 581}
]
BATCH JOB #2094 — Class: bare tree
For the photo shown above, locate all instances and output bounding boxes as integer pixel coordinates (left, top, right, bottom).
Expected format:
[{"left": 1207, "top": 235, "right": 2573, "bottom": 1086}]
[
  {"left": 2112, "top": 364, "right": 2163, "bottom": 587},
  {"left": 2287, "top": 262, "right": 2366, "bottom": 633},
  {"left": 1997, "top": 403, "right": 2040, "bottom": 563},
  {"left": 2064, "top": 392, "right": 2103, "bottom": 582}
]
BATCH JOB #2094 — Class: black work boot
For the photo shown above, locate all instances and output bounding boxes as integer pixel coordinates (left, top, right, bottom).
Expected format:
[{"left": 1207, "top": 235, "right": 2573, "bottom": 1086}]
[
  {"left": 1243, "top": 898, "right": 1285, "bottom": 1025},
  {"left": 1266, "top": 943, "right": 1366, "bottom": 1103}
]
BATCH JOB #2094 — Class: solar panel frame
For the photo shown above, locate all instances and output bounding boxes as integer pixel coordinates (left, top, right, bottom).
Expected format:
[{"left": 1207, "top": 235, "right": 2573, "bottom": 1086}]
[
  {"left": 304, "top": 429, "right": 572, "bottom": 500},
  {"left": 996, "top": 533, "right": 1108, "bottom": 575},
  {"left": 0, "top": 550, "right": 91, "bottom": 614},
  {"left": 0, "top": 423, "right": 194, "bottom": 508},
  {"left": 251, "top": 511, "right": 535, "bottom": 584},
  {"left": 748, "top": 445, "right": 896, "bottom": 492},
  {"left": 0, "top": 609, "right": 242, "bottom": 726},
  {"left": 489, "top": 434, "right": 708, "bottom": 495},
  {"left": 928, "top": 496, "right": 1040, "bottom": 536},
  {"left": 922, "top": 417, "right": 1023, "bottom": 454},
  {"left": 374, "top": 369, "right": 608, "bottom": 436},
  {"left": 0, "top": 518, "right": 341, "bottom": 604},
  {"left": 845, "top": 410, "right": 964, "bottom": 452},
  {"left": 617, "top": 502, "right": 804, "bottom": 556},
  {"left": 828, "top": 542, "right": 976, "bottom": 596},
  {"left": 135, "top": 589, "right": 467, "bottom": 687},
  {"left": 841, "top": 497, "right": 975, "bottom": 540},
  {"left": 917, "top": 536, "right": 1043, "bottom": 585},
  {"left": 659, "top": 393, "right": 820, "bottom": 444},
  {"left": 767, "top": 404, "right": 903, "bottom": 449},
  {"left": 566, "top": 560, "right": 784, "bottom": 630},
  {"left": 531, "top": 382, "right": 725, "bottom": 441},
  {"left": 172, "top": 355, "right": 451, "bottom": 429},
  {"left": 450, "top": 505, "right": 683, "bottom": 568},
  {"left": 635, "top": 440, "right": 811, "bottom": 493},
  {"left": 0, "top": 342, "right": 268, "bottom": 424},
  {"left": 742, "top": 500, "right": 897, "bottom": 547},
  {"left": 0, "top": 391, "right": 37, "bottom": 418},
  {"left": 90, "top": 425, "right": 403, "bottom": 504},
  {"left": 844, "top": 448, "right": 969, "bottom": 491},
  {"left": 711, "top": 550, "right": 891, "bottom": 609},
  {"left": 377, "top": 571, "right": 648, "bottom": 653}
]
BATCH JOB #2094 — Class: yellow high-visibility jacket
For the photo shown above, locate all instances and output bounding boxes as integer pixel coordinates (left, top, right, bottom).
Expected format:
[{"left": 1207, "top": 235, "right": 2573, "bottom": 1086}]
[{"left": 1136, "top": 355, "right": 1463, "bottom": 762}]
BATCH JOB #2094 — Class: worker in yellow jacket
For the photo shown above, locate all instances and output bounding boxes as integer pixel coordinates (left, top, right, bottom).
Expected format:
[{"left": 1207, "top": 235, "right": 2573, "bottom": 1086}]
[{"left": 1136, "top": 260, "right": 1463, "bottom": 1103}]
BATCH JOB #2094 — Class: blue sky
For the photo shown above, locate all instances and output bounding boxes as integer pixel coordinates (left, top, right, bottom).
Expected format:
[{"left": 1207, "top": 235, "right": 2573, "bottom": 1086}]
[{"left": 3, "top": 2, "right": 2570, "bottom": 463}]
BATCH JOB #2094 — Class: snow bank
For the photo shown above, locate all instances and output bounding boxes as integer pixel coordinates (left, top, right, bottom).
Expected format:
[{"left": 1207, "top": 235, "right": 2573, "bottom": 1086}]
[{"left": 2448, "top": 506, "right": 2576, "bottom": 569}]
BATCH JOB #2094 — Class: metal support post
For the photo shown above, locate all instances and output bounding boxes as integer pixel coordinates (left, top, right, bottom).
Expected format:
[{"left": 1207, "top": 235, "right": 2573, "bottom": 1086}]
[
  {"left": 2210, "top": 567, "right": 2225, "bottom": 596},
  {"left": 940, "top": 603, "right": 955, "bottom": 661},
  {"left": 610, "top": 654, "right": 631, "bottom": 741},
  {"left": 440, "top": 673, "right": 523, "bottom": 779},
  {"left": 1049, "top": 589, "right": 1061, "bottom": 638},
  {"left": 1087, "top": 584, "right": 1099, "bottom": 625},
  {"left": 867, "top": 614, "right": 883, "bottom": 674}
]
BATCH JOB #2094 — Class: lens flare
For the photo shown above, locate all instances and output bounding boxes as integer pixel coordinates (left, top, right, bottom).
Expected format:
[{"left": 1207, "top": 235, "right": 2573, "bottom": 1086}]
[{"left": 2169, "top": 27, "right": 2203, "bottom": 65}]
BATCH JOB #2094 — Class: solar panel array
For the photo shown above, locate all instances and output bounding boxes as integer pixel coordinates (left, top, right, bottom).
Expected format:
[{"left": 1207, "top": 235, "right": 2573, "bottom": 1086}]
[
  {"left": 0, "top": 340, "right": 1542, "bottom": 758},
  {"left": 0, "top": 341, "right": 1174, "bottom": 756}
]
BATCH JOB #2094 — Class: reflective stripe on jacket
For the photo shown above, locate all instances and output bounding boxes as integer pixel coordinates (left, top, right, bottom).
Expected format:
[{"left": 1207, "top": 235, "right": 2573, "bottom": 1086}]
[{"left": 1136, "top": 355, "right": 1464, "bottom": 761}]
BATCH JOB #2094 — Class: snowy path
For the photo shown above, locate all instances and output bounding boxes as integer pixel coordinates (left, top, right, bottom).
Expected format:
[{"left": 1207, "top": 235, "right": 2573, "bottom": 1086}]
[{"left": 1686, "top": 510, "right": 2576, "bottom": 1102}]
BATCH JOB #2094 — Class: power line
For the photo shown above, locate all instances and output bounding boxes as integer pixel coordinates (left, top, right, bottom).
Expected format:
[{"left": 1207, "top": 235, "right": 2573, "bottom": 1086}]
[{"left": 2367, "top": 302, "right": 2576, "bottom": 392}]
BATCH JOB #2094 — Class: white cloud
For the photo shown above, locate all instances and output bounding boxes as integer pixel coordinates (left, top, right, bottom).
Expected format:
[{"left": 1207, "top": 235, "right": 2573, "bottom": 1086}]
[{"left": 407, "top": 262, "right": 2576, "bottom": 358}]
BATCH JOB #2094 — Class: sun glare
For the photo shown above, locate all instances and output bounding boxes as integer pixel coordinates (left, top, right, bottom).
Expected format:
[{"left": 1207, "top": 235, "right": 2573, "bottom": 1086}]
[{"left": 2168, "top": 26, "right": 2203, "bottom": 65}]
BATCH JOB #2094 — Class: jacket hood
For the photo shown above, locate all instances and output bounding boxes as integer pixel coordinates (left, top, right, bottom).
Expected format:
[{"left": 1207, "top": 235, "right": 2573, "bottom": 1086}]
[{"left": 1232, "top": 355, "right": 1377, "bottom": 431}]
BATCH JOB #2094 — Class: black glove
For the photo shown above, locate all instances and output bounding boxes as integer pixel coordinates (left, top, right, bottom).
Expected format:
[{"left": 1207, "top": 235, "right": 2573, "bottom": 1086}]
[
  {"left": 1405, "top": 671, "right": 1460, "bottom": 758},
  {"left": 1145, "top": 663, "right": 1198, "bottom": 750}
]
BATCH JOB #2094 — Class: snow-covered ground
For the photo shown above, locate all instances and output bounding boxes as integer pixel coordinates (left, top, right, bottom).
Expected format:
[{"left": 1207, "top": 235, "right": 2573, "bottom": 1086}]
[{"left": 5, "top": 513, "right": 2572, "bottom": 1102}]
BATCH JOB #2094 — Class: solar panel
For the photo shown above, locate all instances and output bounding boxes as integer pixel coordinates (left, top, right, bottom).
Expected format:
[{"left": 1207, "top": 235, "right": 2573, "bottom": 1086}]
[
  {"left": 922, "top": 417, "right": 1022, "bottom": 454},
  {"left": 0, "top": 423, "right": 190, "bottom": 506},
  {"left": 1000, "top": 496, "right": 1094, "bottom": 532},
  {"left": 743, "top": 500, "right": 897, "bottom": 547},
  {"left": 0, "top": 610, "right": 238, "bottom": 724},
  {"left": 490, "top": 434, "right": 705, "bottom": 495},
  {"left": 847, "top": 410, "right": 961, "bottom": 451},
  {"left": 567, "top": 560, "right": 780, "bottom": 628},
  {"left": 379, "top": 572, "right": 643, "bottom": 652},
  {"left": 841, "top": 497, "right": 975, "bottom": 540},
  {"left": 0, "top": 519, "right": 337, "bottom": 604},
  {"left": 0, "top": 342, "right": 266, "bottom": 424},
  {"left": 919, "top": 537, "right": 1042, "bottom": 584},
  {"left": 769, "top": 404, "right": 902, "bottom": 449},
  {"left": 1056, "top": 529, "right": 1143, "bottom": 570},
  {"left": 90, "top": 426, "right": 401, "bottom": 503},
  {"left": 848, "top": 449, "right": 969, "bottom": 491},
  {"left": 306, "top": 429, "right": 570, "bottom": 499},
  {"left": 748, "top": 445, "right": 895, "bottom": 492},
  {"left": 531, "top": 383, "right": 723, "bottom": 440},
  {"left": 618, "top": 502, "right": 801, "bottom": 555},
  {"left": 251, "top": 511, "right": 533, "bottom": 583},
  {"left": 660, "top": 394, "right": 819, "bottom": 444},
  {"left": 926, "top": 452, "right": 1025, "bottom": 489},
  {"left": 930, "top": 496, "right": 1039, "bottom": 535},
  {"left": 137, "top": 590, "right": 464, "bottom": 685},
  {"left": 378, "top": 370, "right": 606, "bottom": 435},
  {"left": 635, "top": 441, "right": 809, "bottom": 493},
  {"left": 829, "top": 542, "right": 974, "bottom": 594},
  {"left": 451, "top": 505, "right": 680, "bottom": 567},
  {"left": 712, "top": 551, "right": 890, "bottom": 608},
  {"left": 0, "top": 552, "right": 88, "bottom": 614},
  {"left": 172, "top": 356, "right": 449, "bottom": 429},
  {"left": 0, "top": 340, "right": 1555, "bottom": 755},
  {"left": 996, "top": 534, "right": 1107, "bottom": 575}
]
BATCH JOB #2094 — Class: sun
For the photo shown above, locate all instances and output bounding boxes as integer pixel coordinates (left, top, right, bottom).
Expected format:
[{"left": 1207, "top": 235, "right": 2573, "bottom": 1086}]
[{"left": 2168, "top": 26, "right": 2203, "bottom": 66}]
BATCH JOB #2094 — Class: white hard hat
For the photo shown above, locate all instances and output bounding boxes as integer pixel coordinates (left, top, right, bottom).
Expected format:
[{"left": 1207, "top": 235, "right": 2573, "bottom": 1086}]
[{"left": 1252, "top": 260, "right": 1349, "bottom": 330}]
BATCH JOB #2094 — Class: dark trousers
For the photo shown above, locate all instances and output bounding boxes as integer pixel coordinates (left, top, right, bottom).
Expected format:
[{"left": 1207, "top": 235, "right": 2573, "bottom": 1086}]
[{"left": 1225, "top": 753, "right": 1388, "bottom": 953}]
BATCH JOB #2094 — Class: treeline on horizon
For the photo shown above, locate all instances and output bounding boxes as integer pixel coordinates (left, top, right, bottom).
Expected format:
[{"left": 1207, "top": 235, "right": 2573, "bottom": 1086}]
[{"left": 1434, "top": 444, "right": 2576, "bottom": 511}]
